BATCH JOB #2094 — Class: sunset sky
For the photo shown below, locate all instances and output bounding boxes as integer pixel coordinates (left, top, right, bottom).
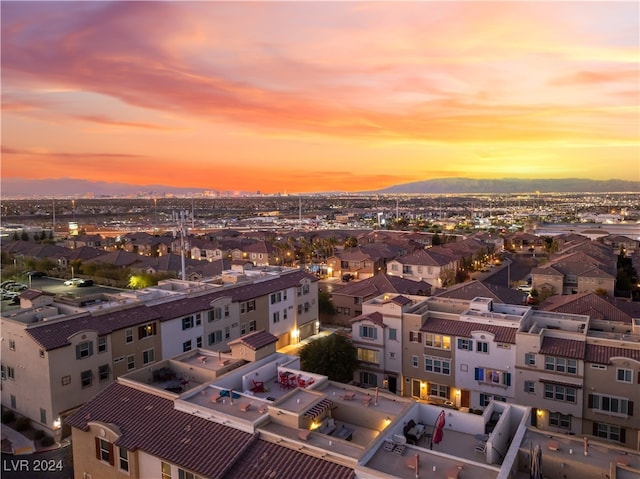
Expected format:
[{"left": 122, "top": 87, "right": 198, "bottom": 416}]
[{"left": 2, "top": 1, "right": 638, "bottom": 194}]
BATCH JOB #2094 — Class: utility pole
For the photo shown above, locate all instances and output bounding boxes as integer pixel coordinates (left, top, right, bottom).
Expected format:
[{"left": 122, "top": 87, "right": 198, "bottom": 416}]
[{"left": 173, "top": 210, "right": 191, "bottom": 281}]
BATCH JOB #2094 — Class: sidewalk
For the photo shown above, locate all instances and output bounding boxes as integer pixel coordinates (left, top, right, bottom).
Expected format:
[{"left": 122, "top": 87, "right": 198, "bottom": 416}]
[
  {"left": 1, "top": 424, "right": 34, "bottom": 455},
  {"left": 1, "top": 423, "right": 70, "bottom": 455}
]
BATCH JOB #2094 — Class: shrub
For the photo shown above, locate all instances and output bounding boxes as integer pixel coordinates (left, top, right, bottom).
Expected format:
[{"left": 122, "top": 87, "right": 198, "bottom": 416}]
[
  {"left": 40, "top": 435, "right": 55, "bottom": 447},
  {"left": 1, "top": 410, "right": 16, "bottom": 424},
  {"left": 34, "top": 429, "right": 45, "bottom": 441},
  {"left": 15, "top": 417, "right": 31, "bottom": 431}
]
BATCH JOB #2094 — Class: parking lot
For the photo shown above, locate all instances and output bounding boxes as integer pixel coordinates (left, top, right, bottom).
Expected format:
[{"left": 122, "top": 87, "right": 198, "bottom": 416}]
[{"left": 1, "top": 276, "right": 123, "bottom": 313}]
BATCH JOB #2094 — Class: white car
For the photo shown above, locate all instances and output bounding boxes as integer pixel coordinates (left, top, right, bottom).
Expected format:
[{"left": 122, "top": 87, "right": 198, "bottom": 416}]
[
  {"left": 64, "top": 278, "right": 82, "bottom": 286},
  {"left": 517, "top": 284, "right": 533, "bottom": 293}
]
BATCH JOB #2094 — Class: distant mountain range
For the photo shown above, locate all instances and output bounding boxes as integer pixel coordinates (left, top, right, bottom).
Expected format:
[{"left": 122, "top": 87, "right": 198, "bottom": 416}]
[
  {"left": 1, "top": 177, "right": 638, "bottom": 198},
  {"left": 372, "top": 178, "right": 639, "bottom": 194}
]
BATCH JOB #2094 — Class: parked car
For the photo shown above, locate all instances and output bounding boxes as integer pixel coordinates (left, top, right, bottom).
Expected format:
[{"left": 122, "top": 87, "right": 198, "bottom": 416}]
[
  {"left": 25, "top": 271, "right": 46, "bottom": 278},
  {"left": 64, "top": 278, "right": 83, "bottom": 286},
  {"left": 0, "top": 281, "right": 17, "bottom": 289},
  {"left": 517, "top": 284, "right": 533, "bottom": 293},
  {"left": 1, "top": 290, "right": 19, "bottom": 301},
  {"left": 77, "top": 279, "right": 94, "bottom": 287},
  {"left": 6, "top": 283, "right": 28, "bottom": 291}
]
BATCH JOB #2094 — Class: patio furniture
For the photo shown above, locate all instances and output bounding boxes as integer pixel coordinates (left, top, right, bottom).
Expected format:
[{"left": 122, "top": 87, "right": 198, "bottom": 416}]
[
  {"left": 239, "top": 402, "right": 251, "bottom": 412},
  {"left": 340, "top": 392, "right": 356, "bottom": 400},
  {"left": 547, "top": 440, "right": 559, "bottom": 451},
  {"left": 406, "top": 423, "right": 426, "bottom": 444},
  {"left": 475, "top": 441, "right": 487, "bottom": 453},
  {"left": 251, "top": 379, "right": 265, "bottom": 393},
  {"left": 363, "top": 395, "right": 373, "bottom": 406}
]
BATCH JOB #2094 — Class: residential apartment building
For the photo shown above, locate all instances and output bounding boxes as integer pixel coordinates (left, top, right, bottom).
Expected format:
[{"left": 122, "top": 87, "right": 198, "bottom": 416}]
[
  {"left": 1, "top": 268, "right": 319, "bottom": 440},
  {"left": 327, "top": 248, "right": 385, "bottom": 280},
  {"left": 386, "top": 249, "right": 458, "bottom": 289}
]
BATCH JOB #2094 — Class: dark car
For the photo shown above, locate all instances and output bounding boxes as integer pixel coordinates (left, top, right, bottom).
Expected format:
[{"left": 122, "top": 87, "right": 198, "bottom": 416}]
[
  {"left": 77, "top": 279, "right": 94, "bottom": 287},
  {"left": 26, "top": 271, "right": 46, "bottom": 278}
]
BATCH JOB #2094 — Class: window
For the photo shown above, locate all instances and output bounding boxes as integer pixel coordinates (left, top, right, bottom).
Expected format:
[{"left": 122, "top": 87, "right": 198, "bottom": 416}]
[
  {"left": 591, "top": 364, "right": 607, "bottom": 370},
  {"left": 96, "top": 438, "right": 114, "bottom": 465},
  {"left": 182, "top": 340, "right": 192, "bottom": 352},
  {"left": 119, "top": 447, "right": 129, "bottom": 472},
  {"left": 545, "top": 356, "right": 577, "bottom": 374},
  {"left": 249, "top": 320, "right": 256, "bottom": 332},
  {"left": 98, "top": 337, "right": 107, "bottom": 353},
  {"left": 525, "top": 353, "right": 536, "bottom": 366},
  {"left": 125, "top": 328, "right": 133, "bottom": 343},
  {"left": 616, "top": 368, "right": 632, "bottom": 383},
  {"left": 357, "top": 348, "right": 380, "bottom": 364},
  {"left": 389, "top": 352, "right": 396, "bottom": 359},
  {"left": 480, "top": 394, "right": 507, "bottom": 407},
  {"left": 283, "top": 309, "right": 288, "bottom": 320},
  {"left": 589, "top": 393, "right": 632, "bottom": 416},
  {"left": 429, "top": 383, "right": 449, "bottom": 398},
  {"left": 40, "top": 408, "right": 46, "bottom": 424},
  {"left": 412, "top": 355, "right": 418, "bottom": 368},
  {"left": 457, "top": 339, "right": 472, "bottom": 351},
  {"left": 593, "top": 422, "right": 625, "bottom": 443},
  {"left": 127, "top": 354, "right": 135, "bottom": 371},
  {"left": 224, "top": 327, "right": 230, "bottom": 339},
  {"left": 161, "top": 462, "right": 172, "bottom": 479},
  {"left": 360, "top": 325, "right": 377, "bottom": 340},
  {"left": 10, "top": 395, "right": 16, "bottom": 409},
  {"left": 474, "top": 368, "right": 511, "bottom": 386},
  {"left": 544, "top": 384, "right": 576, "bottom": 403},
  {"left": 81, "top": 370, "right": 93, "bottom": 388},
  {"left": 75, "top": 341, "right": 94, "bottom": 359},
  {"left": 138, "top": 322, "right": 156, "bottom": 339},
  {"left": 389, "top": 328, "right": 397, "bottom": 341},
  {"left": 247, "top": 300, "right": 256, "bottom": 312},
  {"left": 270, "top": 292, "right": 282, "bottom": 304},
  {"left": 98, "top": 364, "right": 109, "bottom": 382},
  {"left": 0, "top": 365, "right": 5, "bottom": 380},
  {"left": 409, "top": 331, "right": 422, "bottom": 343},
  {"left": 208, "top": 331, "right": 222, "bottom": 345},
  {"left": 549, "top": 412, "right": 571, "bottom": 429},
  {"left": 8, "top": 339, "right": 15, "bottom": 351},
  {"left": 39, "top": 349, "right": 45, "bottom": 358},
  {"left": 61, "top": 375, "right": 71, "bottom": 386},
  {"left": 524, "top": 381, "right": 535, "bottom": 393},
  {"left": 297, "top": 304, "right": 303, "bottom": 314},
  {"left": 240, "top": 323, "right": 246, "bottom": 335},
  {"left": 425, "top": 357, "right": 451, "bottom": 375},
  {"left": 196, "top": 336, "right": 202, "bottom": 348},
  {"left": 304, "top": 302, "right": 310, "bottom": 312},
  {"left": 476, "top": 341, "right": 489, "bottom": 353},
  {"left": 425, "top": 334, "right": 451, "bottom": 350},
  {"left": 182, "top": 316, "right": 194, "bottom": 330},
  {"left": 143, "top": 349, "right": 155, "bottom": 365},
  {"left": 272, "top": 311, "right": 280, "bottom": 323},
  {"left": 178, "top": 469, "right": 199, "bottom": 479},
  {"left": 359, "top": 371, "right": 378, "bottom": 387},
  {"left": 213, "top": 308, "right": 222, "bottom": 321}
]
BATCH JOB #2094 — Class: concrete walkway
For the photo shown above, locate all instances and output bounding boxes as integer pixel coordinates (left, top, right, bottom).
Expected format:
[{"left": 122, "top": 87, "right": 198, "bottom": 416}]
[{"left": 1, "top": 424, "right": 34, "bottom": 455}]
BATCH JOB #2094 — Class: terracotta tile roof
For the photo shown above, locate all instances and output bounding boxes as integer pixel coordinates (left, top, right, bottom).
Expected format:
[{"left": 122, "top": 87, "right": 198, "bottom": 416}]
[
  {"left": 150, "top": 270, "right": 318, "bottom": 321},
  {"left": 539, "top": 337, "right": 585, "bottom": 359},
  {"left": 350, "top": 311, "right": 385, "bottom": 328},
  {"left": 223, "top": 435, "right": 355, "bottom": 479},
  {"left": 390, "top": 295, "right": 413, "bottom": 306},
  {"left": 420, "top": 317, "right": 517, "bottom": 344},
  {"left": 227, "top": 329, "right": 278, "bottom": 350},
  {"left": 65, "top": 382, "right": 256, "bottom": 479},
  {"left": 26, "top": 305, "right": 163, "bottom": 351},
  {"left": 394, "top": 249, "right": 455, "bottom": 266},
  {"left": 585, "top": 344, "right": 640, "bottom": 364},
  {"left": 434, "top": 280, "right": 525, "bottom": 304},
  {"left": 331, "top": 273, "right": 430, "bottom": 298},
  {"left": 19, "top": 289, "right": 55, "bottom": 301},
  {"left": 541, "top": 293, "right": 636, "bottom": 324}
]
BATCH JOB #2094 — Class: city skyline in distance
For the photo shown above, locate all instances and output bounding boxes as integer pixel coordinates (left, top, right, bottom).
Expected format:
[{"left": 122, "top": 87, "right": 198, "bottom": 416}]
[{"left": 2, "top": 1, "right": 639, "bottom": 194}]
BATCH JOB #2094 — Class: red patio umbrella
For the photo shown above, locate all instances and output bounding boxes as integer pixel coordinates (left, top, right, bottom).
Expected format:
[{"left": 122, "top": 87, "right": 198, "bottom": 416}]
[{"left": 432, "top": 410, "right": 446, "bottom": 446}]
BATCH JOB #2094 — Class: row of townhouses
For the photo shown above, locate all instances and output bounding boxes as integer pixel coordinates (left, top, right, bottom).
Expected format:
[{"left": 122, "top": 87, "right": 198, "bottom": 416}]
[
  {"left": 1, "top": 267, "right": 319, "bottom": 440},
  {"left": 65, "top": 328, "right": 639, "bottom": 479},
  {"left": 350, "top": 293, "right": 640, "bottom": 450}
]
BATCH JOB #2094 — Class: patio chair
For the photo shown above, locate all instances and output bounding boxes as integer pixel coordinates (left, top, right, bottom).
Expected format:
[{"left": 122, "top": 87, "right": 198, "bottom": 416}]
[{"left": 251, "top": 379, "right": 265, "bottom": 393}]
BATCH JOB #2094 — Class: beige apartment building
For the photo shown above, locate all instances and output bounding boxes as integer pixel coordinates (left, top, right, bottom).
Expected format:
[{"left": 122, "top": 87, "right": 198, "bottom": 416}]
[{"left": 1, "top": 268, "right": 319, "bottom": 440}]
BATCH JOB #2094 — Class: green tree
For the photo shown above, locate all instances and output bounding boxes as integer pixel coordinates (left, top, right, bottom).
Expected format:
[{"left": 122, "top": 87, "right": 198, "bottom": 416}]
[
  {"left": 300, "top": 334, "right": 357, "bottom": 383},
  {"left": 344, "top": 236, "right": 358, "bottom": 248},
  {"left": 318, "top": 290, "right": 336, "bottom": 316},
  {"left": 431, "top": 233, "right": 442, "bottom": 246},
  {"left": 20, "top": 231, "right": 29, "bottom": 241}
]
